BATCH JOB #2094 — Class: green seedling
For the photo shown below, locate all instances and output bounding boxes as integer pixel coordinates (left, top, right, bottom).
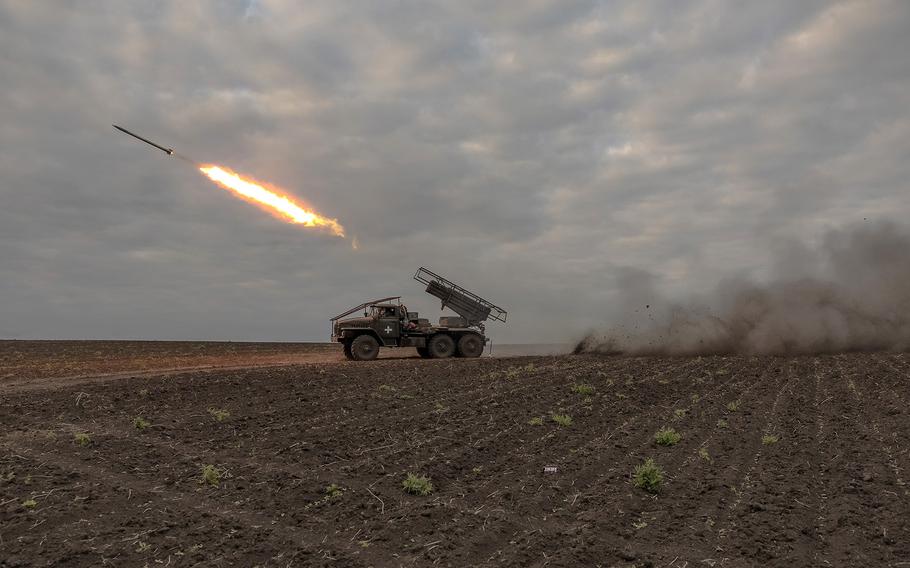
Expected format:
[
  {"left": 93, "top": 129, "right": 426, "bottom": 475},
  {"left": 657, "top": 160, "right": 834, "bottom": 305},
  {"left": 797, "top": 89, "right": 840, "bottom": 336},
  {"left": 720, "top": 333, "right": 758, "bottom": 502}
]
[
  {"left": 571, "top": 383, "right": 595, "bottom": 396},
  {"left": 716, "top": 419, "right": 728, "bottom": 429},
  {"left": 726, "top": 400, "right": 740, "bottom": 412},
  {"left": 654, "top": 427, "right": 681, "bottom": 446},
  {"left": 74, "top": 432, "right": 91, "bottom": 446},
  {"left": 551, "top": 413, "right": 573, "bottom": 427},
  {"left": 208, "top": 408, "right": 230, "bottom": 422},
  {"left": 698, "top": 447, "right": 711, "bottom": 462},
  {"left": 674, "top": 408, "right": 688, "bottom": 420},
  {"left": 528, "top": 417, "right": 544, "bottom": 426},
  {"left": 325, "top": 484, "right": 343, "bottom": 498},
  {"left": 201, "top": 464, "right": 222, "bottom": 486},
  {"left": 22, "top": 499, "right": 37, "bottom": 509},
  {"left": 762, "top": 434, "right": 779, "bottom": 445},
  {"left": 133, "top": 417, "right": 150, "bottom": 430},
  {"left": 402, "top": 473, "right": 434, "bottom": 496},
  {"left": 633, "top": 458, "right": 664, "bottom": 494}
]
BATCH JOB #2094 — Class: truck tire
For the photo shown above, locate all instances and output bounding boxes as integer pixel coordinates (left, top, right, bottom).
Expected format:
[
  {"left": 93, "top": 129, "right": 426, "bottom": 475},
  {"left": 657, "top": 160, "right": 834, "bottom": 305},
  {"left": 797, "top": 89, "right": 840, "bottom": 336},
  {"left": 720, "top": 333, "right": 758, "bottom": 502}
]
[
  {"left": 416, "top": 346, "right": 431, "bottom": 358},
  {"left": 427, "top": 334, "right": 455, "bottom": 358},
  {"left": 350, "top": 335, "right": 380, "bottom": 361},
  {"left": 342, "top": 340, "right": 355, "bottom": 360},
  {"left": 457, "top": 334, "right": 484, "bottom": 358}
]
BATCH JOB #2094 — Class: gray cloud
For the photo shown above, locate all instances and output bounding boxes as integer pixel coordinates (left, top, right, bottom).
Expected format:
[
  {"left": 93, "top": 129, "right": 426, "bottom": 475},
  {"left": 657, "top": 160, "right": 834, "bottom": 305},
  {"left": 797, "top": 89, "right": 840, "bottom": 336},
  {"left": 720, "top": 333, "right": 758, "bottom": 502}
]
[{"left": 1, "top": 1, "right": 908, "bottom": 342}]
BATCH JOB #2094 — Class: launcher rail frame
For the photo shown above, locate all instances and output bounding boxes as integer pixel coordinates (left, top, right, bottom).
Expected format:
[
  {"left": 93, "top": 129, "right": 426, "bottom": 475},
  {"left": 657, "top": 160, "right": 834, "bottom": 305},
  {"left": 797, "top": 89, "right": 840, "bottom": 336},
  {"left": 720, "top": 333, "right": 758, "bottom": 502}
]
[{"left": 414, "top": 267, "right": 507, "bottom": 326}]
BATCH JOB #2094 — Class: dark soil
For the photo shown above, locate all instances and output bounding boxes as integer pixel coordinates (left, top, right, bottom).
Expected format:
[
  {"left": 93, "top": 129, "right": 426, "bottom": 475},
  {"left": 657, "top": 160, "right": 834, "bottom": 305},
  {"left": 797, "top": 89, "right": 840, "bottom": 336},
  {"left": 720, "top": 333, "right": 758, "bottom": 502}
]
[{"left": 1, "top": 342, "right": 909, "bottom": 566}]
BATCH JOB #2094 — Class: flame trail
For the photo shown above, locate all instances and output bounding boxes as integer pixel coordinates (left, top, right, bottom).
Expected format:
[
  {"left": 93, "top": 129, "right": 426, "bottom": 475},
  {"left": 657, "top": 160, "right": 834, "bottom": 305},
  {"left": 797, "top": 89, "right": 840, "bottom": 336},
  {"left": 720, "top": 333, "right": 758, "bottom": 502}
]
[{"left": 199, "top": 164, "right": 345, "bottom": 237}]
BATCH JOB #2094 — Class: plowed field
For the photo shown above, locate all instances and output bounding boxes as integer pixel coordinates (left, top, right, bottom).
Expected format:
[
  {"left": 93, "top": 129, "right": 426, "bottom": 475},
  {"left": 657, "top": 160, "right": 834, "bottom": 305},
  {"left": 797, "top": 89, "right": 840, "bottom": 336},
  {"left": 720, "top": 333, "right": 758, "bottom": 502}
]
[{"left": 2, "top": 342, "right": 909, "bottom": 566}]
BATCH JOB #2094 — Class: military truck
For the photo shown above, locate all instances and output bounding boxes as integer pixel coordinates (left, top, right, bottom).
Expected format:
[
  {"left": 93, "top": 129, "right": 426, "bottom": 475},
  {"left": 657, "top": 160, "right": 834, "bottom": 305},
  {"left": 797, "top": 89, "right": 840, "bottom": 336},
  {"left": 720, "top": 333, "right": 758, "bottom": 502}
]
[{"left": 331, "top": 267, "right": 507, "bottom": 361}]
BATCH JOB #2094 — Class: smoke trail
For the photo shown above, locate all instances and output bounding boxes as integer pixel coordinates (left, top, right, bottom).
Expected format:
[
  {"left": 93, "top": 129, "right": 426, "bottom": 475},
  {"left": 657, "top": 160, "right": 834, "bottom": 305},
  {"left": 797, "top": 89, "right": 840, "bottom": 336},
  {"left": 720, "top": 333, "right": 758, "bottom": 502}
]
[{"left": 576, "top": 221, "right": 910, "bottom": 355}]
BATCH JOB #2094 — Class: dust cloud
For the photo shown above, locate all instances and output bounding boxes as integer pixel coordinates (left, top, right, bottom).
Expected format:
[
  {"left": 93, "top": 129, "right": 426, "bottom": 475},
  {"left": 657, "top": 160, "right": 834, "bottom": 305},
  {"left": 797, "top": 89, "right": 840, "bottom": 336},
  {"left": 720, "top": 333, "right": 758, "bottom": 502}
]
[{"left": 576, "top": 221, "right": 910, "bottom": 355}]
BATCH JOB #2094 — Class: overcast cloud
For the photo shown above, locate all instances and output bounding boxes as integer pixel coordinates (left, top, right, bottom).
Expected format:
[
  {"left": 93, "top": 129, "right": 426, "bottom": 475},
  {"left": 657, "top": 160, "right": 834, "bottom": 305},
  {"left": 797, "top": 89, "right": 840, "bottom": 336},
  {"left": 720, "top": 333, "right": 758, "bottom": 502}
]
[{"left": 1, "top": 1, "right": 908, "bottom": 343}]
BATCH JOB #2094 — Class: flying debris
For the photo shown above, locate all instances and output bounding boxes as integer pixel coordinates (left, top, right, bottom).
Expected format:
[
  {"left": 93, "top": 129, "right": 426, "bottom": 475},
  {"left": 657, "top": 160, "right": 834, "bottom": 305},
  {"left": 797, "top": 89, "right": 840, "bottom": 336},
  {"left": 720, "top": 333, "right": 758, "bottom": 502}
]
[{"left": 112, "top": 124, "right": 175, "bottom": 155}]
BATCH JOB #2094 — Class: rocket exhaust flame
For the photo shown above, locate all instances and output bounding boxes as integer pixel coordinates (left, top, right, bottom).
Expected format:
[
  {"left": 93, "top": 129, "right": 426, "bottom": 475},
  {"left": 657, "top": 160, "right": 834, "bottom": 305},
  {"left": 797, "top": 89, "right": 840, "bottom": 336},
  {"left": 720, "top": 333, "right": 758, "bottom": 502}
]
[
  {"left": 199, "top": 165, "right": 345, "bottom": 237},
  {"left": 113, "top": 124, "right": 346, "bottom": 237}
]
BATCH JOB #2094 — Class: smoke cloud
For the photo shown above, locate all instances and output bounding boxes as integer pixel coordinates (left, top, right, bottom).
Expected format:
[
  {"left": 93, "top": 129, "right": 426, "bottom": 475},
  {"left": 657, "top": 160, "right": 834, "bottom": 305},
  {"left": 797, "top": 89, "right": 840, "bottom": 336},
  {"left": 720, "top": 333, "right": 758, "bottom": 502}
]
[{"left": 576, "top": 221, "right": 910, "bottom": 356}]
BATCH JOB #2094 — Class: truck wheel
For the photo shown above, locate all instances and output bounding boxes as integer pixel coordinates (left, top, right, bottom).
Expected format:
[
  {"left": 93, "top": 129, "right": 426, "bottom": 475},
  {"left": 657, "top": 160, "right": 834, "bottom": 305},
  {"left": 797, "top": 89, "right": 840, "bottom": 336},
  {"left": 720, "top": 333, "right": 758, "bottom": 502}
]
[
  {"left": 350, "top": 335, "right": 380, "bottom": 361},
  {"left": 427, "top": 334, "right": 455, "bottom": 358},
  {"left": 342, "top": 340, "right": 355, "bottom": 360},
  {"left": 457, "top": 334, "right": 484, "bottom": 358},
  {"left": 416, "top": 347, "right": 431, "bottom": 358}
]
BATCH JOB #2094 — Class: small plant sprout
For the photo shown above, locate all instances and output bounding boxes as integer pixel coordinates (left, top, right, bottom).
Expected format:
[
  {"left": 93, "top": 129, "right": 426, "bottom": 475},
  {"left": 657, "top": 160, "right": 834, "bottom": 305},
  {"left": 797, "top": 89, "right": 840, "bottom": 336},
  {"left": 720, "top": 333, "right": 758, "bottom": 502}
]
[
  {"left": 551, "top": 413, "right": 573, "bottom": 427},
  {"left": 524, "top": 363, "right": 535, "bottom": 372},
  {"left": 762, "top": 434, "right": 779, "bottom": 445},
  {"left": 325, "top": 484, "right": 343, "bottom": 498},
  {"left": 726, "top": 400, "right": 740, "bottom": 412},
  {"left": 632, "top": 519, "right": 648, "bottom": 530},
  {"left": 201, "top": 464, "right": 222, "bottom": 486},
  {"left": 571, "top": 383, "right": 595, "bottom": 396},
  {"left": 633, "top": 458, "right": 664, "bottom": 494},
  {"left": 698, "top": 447, "right": 711, "bottom": 462},
  {"left": 378, "top": 384, "right": 396, "bottom": 393},
  {"left": 402, "top": 473, "right": 434, "bottom": 496},
  {"left": 74, "top": 432, "right": 91, "bottom": 446},
  {"left": 133, "top": 417, "right": 150, "bottom": 430},
  {"left": 654, "top": 427, "right": 682, "bottom": 446},
  {"left": 674, "top": 408, "right": 688, "bottom": 420},
  {"left": 528, "top": 416, "right": 544, "bottom": 426},
  {"left": 690, "top": 394, "right": 700, "bottom": 404},
  {"left": 23, "top": 498, "right": 37, "bottom": 509},
  {"left": 434, "top": 402, "right": 448, "bottom": 413},
  {"left": 716, "top": 419, "right": 728, "bottom": 429},
  {"left": 208, "top": 408, "right": 230, "bottom": 422}
]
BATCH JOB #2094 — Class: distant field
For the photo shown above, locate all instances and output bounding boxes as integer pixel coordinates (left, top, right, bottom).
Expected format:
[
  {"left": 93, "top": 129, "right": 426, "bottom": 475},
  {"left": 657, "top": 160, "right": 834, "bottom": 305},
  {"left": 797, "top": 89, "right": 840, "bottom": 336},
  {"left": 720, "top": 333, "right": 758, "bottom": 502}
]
[
  {"left": 0, "top": 340, "right": 569, "bottom": 385},
  {"left": 0, "top": 340, "right": 337, "bottom": 382},
  {"left": 1, "top": 341, "right": 909, "bottom": 566}
]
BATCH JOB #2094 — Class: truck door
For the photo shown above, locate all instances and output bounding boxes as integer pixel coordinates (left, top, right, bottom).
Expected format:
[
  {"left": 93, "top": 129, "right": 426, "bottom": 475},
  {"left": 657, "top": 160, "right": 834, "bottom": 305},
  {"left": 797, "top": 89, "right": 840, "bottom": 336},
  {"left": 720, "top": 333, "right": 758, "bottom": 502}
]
[{"left": 378, "top": 307, "right": 400, "bottom": 344}]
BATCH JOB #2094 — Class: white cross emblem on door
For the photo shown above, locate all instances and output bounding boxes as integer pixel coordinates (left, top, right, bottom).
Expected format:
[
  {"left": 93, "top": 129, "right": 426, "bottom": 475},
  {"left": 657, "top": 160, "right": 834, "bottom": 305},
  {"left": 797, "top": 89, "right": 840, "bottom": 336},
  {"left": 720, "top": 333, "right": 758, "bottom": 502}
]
[{"left": 384, "top": 326, "right": 393, "bottom": 334}]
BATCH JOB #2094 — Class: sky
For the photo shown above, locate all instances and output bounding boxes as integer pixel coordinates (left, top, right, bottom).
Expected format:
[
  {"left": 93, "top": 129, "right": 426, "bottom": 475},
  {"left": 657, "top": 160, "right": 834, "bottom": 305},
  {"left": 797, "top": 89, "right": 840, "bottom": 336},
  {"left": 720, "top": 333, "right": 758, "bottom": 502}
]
[{"left": 1, "top": 0, "right": 908, "bottom": 343}]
